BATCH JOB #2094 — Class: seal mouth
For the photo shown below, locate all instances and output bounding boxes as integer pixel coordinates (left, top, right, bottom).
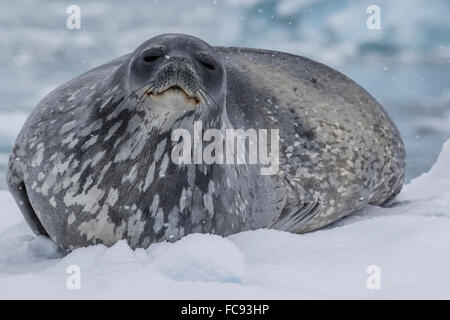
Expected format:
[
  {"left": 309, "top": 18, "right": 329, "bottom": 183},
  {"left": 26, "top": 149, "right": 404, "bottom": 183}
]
[{"left": 147, "top": 85, "right": 200, "bottom": 105}]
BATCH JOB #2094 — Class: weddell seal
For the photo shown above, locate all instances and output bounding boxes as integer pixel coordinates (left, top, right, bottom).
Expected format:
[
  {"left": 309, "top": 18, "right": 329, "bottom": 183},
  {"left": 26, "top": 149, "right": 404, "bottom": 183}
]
[{"left": 7, "top": 34, "right": 405, "bottom": 250}]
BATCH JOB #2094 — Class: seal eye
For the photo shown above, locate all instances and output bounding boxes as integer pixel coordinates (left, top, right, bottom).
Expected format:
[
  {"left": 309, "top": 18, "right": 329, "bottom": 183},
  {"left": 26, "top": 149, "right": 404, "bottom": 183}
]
[
  {"left": 198, "top": 54, "right": 216, "bottom": 71},
  {"left": 143, "top": 54, "right": 162, "bottom": 63},
  {"left": 142, "top": 46, "right": 164, "bottom": 63},
  {"left": 200, "top": 60, "right": 215, "bottom": 71}
]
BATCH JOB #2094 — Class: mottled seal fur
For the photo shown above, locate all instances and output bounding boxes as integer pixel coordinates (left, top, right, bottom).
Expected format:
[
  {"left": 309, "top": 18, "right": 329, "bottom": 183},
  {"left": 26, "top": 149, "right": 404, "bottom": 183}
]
[{"left": 7, "top": 34, "right": 405, "bottom": 250}]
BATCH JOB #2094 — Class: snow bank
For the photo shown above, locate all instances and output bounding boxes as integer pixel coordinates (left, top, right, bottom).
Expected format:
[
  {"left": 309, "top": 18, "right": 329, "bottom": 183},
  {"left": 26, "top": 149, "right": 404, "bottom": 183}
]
[{"left": 1, "top": 141, "right": 450, "bottom": 299}]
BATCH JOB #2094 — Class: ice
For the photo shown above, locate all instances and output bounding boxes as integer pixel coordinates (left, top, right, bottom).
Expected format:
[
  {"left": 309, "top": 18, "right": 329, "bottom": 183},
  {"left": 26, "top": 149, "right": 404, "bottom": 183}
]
[{"left": 151, "top": 234, "right": 245, "bottom": 283}]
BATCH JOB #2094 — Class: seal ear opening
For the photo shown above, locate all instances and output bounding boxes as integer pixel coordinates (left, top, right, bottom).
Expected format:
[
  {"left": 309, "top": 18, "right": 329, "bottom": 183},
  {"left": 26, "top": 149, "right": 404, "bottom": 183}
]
[{"left": 9, "top": 181, "right": 49, "bottom": 237}]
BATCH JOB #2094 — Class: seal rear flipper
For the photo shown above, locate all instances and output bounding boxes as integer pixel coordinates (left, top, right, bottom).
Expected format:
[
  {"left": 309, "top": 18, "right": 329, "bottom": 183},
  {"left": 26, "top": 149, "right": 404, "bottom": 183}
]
[
  {"left": 271, "top": 199, "right": 321, "bottom": 233},
  {"left": 7, "top": 179, "right": 49, "bottom": 237}
]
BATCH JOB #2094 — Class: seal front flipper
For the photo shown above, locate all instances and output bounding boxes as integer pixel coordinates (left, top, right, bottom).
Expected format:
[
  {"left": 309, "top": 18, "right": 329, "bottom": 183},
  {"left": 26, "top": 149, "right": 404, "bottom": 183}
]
[
  {"left": 6, "top": 171, "right": 48, "bottom": 236},
  {"left": 271, "top": 199, "right": 322, "bottom": 233}
]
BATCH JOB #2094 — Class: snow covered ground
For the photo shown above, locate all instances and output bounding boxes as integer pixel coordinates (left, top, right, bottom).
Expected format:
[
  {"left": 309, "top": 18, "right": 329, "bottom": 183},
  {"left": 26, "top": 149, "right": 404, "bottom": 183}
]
[{"left": 1, "top": 141, "right": 449, "bottom": 299}]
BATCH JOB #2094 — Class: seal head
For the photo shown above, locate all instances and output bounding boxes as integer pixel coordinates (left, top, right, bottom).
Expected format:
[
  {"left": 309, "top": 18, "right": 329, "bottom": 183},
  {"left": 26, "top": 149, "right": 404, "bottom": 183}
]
[{"left": 127, "top": 34, "right": 227, "bottom": 130}]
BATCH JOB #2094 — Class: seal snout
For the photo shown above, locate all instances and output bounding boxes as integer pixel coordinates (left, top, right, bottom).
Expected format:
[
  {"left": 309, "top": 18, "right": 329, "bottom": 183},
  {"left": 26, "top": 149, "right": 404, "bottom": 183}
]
[
  {"left": 128, "top": 34, "right": 227, "bottom": 116},
  {"left": 147, "top": 60, "right": 201, "bottom": 106}
]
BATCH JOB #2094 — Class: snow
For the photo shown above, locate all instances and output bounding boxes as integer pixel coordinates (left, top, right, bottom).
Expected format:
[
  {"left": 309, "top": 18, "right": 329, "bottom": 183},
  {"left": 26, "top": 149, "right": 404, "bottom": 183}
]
[{"left": 1, "top": 141, "right": 450, "bottom": 299}]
